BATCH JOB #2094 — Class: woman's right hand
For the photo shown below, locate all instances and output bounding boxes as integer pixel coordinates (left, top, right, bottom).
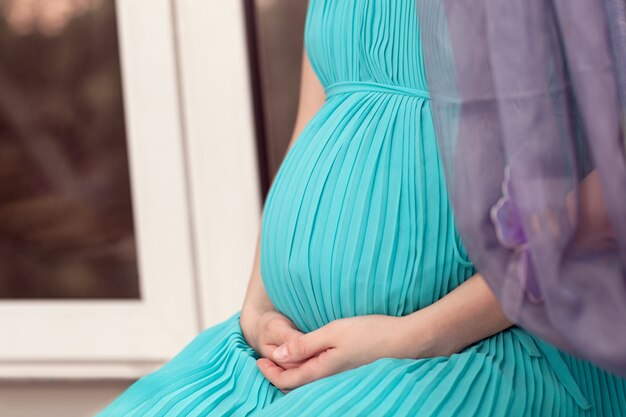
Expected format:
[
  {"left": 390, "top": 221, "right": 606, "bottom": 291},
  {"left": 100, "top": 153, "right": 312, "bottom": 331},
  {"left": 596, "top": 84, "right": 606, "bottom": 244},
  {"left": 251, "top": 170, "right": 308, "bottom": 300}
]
[
  {"left": 240, "top": 227, "right": 306, "bottom": 369},
  {"left": 238, "top": 44, "right": 325, "bottom": 371},
  {"left": 241, "top": 309, "right": 305, "bottom": 369}
]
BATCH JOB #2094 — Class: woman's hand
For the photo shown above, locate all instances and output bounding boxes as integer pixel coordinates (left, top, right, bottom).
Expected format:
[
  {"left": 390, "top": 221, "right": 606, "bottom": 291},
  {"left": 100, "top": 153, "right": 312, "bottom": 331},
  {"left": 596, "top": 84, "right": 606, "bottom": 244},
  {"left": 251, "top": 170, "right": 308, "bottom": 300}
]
[
  {"left": 256, "top": 274, "right": 512, "bottom": 392},
  {"left": 239, "top": 230, "right": 307, "bottom": 371},
  {"left": 256, "top": 314, "right": 431, "bottom": 392},
  {"left": 241, "top": 309, "right": 307, "bottom": 371}
]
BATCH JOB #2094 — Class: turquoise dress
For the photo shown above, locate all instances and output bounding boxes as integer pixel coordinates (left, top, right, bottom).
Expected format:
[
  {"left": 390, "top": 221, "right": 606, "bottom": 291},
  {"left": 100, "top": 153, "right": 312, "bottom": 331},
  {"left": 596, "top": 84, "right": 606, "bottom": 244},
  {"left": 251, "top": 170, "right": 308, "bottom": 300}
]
[{"left": 97, "top": 1, "right": 626, "bottom": 415}]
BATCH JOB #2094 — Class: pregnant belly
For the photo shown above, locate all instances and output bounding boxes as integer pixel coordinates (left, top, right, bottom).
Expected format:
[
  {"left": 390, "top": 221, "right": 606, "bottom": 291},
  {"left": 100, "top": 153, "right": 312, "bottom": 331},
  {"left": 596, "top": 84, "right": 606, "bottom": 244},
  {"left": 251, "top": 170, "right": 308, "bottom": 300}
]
[{"left": 259, "top": 92, "right": 472, "bottom": 333}]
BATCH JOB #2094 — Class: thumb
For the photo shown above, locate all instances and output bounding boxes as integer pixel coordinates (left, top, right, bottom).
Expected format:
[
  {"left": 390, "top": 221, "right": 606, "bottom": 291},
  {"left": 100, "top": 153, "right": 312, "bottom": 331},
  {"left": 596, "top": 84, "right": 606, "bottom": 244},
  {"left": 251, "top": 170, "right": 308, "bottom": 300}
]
[{"left": 272, "top": 327, "right": 332, "bottom": 364}]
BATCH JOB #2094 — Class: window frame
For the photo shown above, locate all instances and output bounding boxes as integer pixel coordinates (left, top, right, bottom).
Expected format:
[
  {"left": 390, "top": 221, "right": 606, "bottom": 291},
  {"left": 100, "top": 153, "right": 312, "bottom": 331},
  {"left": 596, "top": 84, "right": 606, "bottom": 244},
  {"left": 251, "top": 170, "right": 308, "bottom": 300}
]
[{"left": 0, "top": 0, "right": 261, "bottom": 381}]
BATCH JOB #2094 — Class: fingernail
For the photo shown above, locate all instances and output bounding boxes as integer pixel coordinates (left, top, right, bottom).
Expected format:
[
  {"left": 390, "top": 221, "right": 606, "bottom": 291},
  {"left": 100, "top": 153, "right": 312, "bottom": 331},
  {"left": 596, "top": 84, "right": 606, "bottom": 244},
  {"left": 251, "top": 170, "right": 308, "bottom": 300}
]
[{"left": 274, "top": 344, "right": 288, "bottom": 361}]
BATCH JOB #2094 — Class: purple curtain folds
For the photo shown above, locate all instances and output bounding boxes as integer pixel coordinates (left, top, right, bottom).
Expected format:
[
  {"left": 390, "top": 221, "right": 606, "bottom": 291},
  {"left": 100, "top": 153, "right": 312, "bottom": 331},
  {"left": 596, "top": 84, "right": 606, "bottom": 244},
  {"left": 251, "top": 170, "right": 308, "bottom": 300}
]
[{"left": 416, "top": 0, "right": 626, "bottom": 376}]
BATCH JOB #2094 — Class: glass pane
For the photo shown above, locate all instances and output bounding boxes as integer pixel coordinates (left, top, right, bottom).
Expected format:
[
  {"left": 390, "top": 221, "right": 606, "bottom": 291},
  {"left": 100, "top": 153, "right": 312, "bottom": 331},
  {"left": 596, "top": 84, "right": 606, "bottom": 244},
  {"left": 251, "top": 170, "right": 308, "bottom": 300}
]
[{"left": 0, "top": 0, "right": 140, "bottom": 299}]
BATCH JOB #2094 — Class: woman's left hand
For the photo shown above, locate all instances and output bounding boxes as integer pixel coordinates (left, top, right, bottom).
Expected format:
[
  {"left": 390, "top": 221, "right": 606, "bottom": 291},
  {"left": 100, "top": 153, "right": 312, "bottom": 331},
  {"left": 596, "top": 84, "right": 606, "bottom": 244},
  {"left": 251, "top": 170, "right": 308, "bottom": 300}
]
[{"left": 256, "top": 314, "right": 434, "bottom": 392}]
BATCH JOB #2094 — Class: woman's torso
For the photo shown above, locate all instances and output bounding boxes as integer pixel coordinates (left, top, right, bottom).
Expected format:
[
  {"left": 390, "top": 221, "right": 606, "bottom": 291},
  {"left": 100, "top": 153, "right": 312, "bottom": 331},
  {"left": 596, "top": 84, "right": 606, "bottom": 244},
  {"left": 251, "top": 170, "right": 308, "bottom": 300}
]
[{"left": 259, "top": 0, "right": 473, "bottom": 334}]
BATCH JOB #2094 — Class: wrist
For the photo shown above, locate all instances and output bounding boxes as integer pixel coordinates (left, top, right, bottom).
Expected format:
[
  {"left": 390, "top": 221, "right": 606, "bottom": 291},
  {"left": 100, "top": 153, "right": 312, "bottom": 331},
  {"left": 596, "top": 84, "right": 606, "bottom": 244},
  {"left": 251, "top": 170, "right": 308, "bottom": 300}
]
[
  {"left": 239, "top": 309, "right": 259, "bottom": 348},
  {"left": 397, "top": 309, "right": 455, "bottom": 359},
  {"left": 240, "top": 300, "right": 275, "bottom": 345},
  {"left": 241, "top": 300, "right": 275, "bottom": 324}
]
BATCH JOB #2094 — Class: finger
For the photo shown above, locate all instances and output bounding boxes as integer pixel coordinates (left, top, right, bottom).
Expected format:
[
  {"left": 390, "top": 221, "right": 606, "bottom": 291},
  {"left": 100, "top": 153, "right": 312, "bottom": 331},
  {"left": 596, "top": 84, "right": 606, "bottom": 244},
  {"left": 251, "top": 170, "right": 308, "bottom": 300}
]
[
  {"left": 262, "top": 347, "right": 307, "bottom": 370},
  {"left": 256, "top": 358, "right": 286, "bottom": 384},
  {"left": 257, "top": 349, "right": 342, "bottom": 391},
  {"left": 256, "top": 339, "right": 308, "bottom": 369},
  {"left": 269, "top": 345, "right": 325, "bottom": 370},
  {"left": 257, "top": 320, "right": 302, "bottom": 359},
  {"left": 276, "top": 360, "right": 305, "bottom": 370},
  {"left": 268, "top": 320, "right": 303, "bottom": 345},
  {"left": 272, "top": 326, "right": 334, "bottom": 364},
  {"left": 256, "top": 359, "right": 292, "bottom": 393}
]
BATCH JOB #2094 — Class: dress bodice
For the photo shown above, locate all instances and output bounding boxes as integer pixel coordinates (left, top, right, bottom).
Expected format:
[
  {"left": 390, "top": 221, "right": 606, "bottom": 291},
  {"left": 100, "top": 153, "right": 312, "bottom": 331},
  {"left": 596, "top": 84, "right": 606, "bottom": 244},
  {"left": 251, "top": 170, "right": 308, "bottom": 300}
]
[{"left": 304, "top": 0, "right": 429, "bottom": 93}]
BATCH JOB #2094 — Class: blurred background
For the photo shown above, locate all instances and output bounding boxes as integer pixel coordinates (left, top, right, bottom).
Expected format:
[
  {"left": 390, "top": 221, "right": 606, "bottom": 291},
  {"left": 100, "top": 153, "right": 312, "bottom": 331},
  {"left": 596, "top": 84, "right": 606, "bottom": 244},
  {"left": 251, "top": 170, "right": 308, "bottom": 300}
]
[{"left": 0, "top": 0, "right": 307, "bottom": 415}]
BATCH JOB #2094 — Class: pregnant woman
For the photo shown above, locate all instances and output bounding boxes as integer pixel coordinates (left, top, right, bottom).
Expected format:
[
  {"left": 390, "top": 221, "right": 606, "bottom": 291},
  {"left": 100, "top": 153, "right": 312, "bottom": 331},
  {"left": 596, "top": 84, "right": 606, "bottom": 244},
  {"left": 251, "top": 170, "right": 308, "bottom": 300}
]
[{"left": 97, "top": 1, "right": 626, "bottom": 415}]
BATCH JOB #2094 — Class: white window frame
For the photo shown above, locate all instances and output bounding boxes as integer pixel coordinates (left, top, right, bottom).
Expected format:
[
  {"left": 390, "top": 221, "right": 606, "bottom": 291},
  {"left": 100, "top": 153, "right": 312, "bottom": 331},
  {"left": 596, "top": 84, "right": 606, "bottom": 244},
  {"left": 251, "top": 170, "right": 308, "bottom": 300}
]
[
  {"left": 173, "top": 0, "right": 261, "bottom": 329},
  {"left": 0, "top": 0, "right": 261, "bottom": 380}
]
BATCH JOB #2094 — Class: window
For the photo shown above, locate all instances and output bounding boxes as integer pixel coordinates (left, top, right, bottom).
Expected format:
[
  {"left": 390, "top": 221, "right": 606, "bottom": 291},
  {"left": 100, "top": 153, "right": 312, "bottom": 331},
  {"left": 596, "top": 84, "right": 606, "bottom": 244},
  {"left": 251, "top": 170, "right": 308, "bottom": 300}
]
[{"left": 0, "top": 0, "right": 261, "bottom": 381}]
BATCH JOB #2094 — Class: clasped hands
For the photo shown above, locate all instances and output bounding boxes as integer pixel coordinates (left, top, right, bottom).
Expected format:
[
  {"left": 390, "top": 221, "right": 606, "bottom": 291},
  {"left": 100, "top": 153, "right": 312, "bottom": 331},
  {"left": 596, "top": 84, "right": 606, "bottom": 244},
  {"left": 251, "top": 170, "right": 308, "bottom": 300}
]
[{"left": 243, "top": 310, "right": 438, "bottom": 393}]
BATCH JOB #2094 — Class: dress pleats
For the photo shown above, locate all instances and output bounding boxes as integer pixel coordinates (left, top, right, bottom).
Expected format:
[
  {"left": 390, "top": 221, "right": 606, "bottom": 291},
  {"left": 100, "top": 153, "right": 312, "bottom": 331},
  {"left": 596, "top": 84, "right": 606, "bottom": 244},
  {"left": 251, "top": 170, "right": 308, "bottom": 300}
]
[{"left": 97, "top": 1, "right": 626, "bottom": 415}]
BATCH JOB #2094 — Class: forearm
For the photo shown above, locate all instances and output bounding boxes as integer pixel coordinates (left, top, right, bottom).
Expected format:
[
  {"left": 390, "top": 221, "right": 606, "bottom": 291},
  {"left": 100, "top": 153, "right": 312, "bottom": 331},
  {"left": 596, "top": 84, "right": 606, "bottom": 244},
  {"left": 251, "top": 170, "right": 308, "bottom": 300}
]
[
  {"left": 241, "top": 128, "right": 300, "bottom": 320},
  {"left": 399, "top": 273, "right": 513, "bottom": 358},
  {"left": 241, "top": 123, "right": 305, "bottom": 322},
  {"left": 240, "top": 229, "right": 275, "bottom": 330},
  {"left": 568, "top": 169, "right": 615, "bottom": 249},
  {"left": 241, "top": 60, "right": 324, "bottom": 333}
]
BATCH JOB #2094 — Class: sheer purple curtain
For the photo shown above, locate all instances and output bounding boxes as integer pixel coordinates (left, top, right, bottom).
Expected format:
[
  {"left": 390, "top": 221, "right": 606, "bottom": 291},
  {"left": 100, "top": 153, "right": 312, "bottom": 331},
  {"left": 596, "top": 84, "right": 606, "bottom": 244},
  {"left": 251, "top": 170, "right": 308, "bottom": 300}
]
[{"left": 416, "top": 0, "right": 626, "bottom": 376}]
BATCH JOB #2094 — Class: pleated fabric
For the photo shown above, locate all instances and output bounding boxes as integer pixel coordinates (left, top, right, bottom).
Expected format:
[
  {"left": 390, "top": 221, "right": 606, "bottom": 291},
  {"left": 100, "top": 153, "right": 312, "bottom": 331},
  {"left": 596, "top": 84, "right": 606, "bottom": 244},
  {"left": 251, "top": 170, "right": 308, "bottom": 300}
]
[{"left": 96, "top": 0, "right": 626, "bottom": 415}]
